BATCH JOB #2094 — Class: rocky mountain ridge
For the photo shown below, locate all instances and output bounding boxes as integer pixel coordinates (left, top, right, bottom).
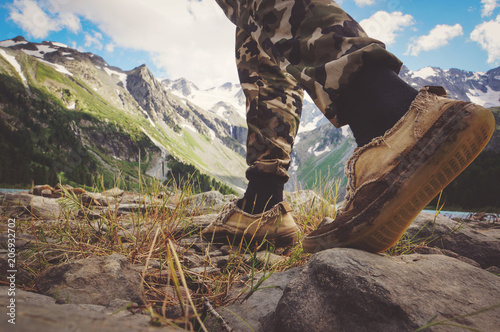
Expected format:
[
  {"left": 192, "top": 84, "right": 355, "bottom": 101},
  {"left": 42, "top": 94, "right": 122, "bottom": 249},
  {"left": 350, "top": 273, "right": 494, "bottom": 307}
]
[
  {"left": 0, "top": 36, "right": 247, "bottom": 192},
  {"left": 162, "top": 64, "right": 500, "bottom": 193},
  {"left": 1, "top": 35, "right": 499, "bottom": 201}
]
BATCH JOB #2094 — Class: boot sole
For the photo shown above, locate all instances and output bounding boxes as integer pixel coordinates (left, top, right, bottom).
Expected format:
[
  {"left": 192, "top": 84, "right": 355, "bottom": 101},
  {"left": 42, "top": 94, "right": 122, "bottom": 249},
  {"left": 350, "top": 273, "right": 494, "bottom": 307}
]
[
  {"left": 203, "top": 228, "right": 299, "bottom": 248},
  {"left": 303, "top": 102, "right": 495, "bottom": 253}
]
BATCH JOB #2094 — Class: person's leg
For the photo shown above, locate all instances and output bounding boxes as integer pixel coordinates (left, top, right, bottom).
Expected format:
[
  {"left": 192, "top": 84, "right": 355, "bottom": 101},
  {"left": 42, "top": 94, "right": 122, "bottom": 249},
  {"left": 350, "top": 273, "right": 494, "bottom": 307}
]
[
  {"left": 214, "top": 0, "right": 404, "bottom": 134},
  {"left": 213, "top": 0, "right": 495, "bottom": 252},
  {"left": 236, "top": 28, "right": 303, "bottom": 214},
  {"left": 201, "top": 28, "right": 302, "bottom": 246}
]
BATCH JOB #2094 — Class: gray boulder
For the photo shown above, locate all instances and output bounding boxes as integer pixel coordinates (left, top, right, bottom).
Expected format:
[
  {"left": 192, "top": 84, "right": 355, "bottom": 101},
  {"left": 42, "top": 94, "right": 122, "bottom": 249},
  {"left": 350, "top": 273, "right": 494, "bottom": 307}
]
[
  {"left": 183, "top": 191, "right": 237, "bottom": 214},
  {"left": 0, "top": 286, "right": 181, "bottom": 332},
  {"left": 208, "top": 267, "right": 302, "bottom": 332},
  {"left": 407, "top": 212, "right": 500, "bottom": 269},
  {"left": 272, "top": 248, "right": 500, "bottom": 332},
  {"left": 0, "top": 193, "right": 61, "bottom": 219},
  {"left": 34, "top": 253, "right": 144, "bottom": 306}
]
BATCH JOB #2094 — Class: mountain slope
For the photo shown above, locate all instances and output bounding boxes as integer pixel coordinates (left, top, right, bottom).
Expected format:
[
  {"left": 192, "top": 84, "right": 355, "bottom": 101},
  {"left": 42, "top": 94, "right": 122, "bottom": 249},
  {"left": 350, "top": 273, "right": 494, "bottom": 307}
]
[
  {"left": 1, "top": 35, "right": 498, "bottom": 206},
  {"left": 163, "top": 65, "right": 500, "bottom": 195},
  {"left": 400, "top": 65, "right": 500, "bottom": 107},
  {"left": 0, "top": 37, "right": 247, "bottom": 192}
]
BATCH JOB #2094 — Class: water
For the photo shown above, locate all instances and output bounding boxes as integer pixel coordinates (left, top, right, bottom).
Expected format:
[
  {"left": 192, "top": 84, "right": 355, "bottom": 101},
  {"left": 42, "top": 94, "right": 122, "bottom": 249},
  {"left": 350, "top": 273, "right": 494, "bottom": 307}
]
[
  {"left": 0, "top": 188, "right": 29, "bottom": 194},
  {"left": 422, "top": 209, "right": 474, "bottom": 219}
]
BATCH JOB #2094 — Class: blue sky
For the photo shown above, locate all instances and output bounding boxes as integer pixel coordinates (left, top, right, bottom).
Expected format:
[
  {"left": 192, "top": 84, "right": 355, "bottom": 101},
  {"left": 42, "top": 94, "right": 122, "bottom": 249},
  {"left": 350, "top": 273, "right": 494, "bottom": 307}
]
[{"left": 1, "top": 0, "right": 500, "bottom": 89}]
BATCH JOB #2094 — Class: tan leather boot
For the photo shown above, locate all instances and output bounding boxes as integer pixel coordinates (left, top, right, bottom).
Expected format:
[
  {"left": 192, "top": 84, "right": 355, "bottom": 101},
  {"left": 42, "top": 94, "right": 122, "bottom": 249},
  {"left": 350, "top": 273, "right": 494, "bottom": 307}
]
[
  {"left": 202, "top": 201, "right": 299, "bottom": 247},
  {"left": 303, "top": 86, "right": 496, "bottom": 253}
]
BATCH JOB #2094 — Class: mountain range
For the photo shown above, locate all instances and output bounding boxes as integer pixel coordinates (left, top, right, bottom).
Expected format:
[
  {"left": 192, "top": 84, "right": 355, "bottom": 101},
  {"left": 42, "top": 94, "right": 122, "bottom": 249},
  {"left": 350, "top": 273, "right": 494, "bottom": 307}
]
[{"left": 0, "top": 36, "right": 499, "bottom": 202}]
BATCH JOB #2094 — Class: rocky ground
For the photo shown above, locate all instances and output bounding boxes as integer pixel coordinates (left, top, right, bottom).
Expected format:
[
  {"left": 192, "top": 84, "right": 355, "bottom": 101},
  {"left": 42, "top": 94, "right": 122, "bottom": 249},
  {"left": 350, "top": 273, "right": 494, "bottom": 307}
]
[{"left": 0, "top": 185, "right": 499, "bottom": 331}]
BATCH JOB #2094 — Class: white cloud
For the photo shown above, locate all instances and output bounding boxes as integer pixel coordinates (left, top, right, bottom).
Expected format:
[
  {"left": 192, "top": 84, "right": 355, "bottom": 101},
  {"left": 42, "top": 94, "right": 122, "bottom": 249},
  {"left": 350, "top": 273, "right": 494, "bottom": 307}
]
[
  {"left": 406, "top": 24, "right": 463, "bottom": 56},
  {"left": 481, "top": 0, "right": 499, "bottom": 17},
  {"left": 105, "top": 43, "right": 115, "bottom": 53},
  {"left": 7, "top": 0, "right": 79, "bottom": 38},
  {"left": 359, "top": 11, "right": 414, "bottom": 45},
  {"left": 34, "top": 0, "right": 238, "bottom": 89},
  {"left": 471, "top": 14, "right": 500, "bottom": 64},
  {"left": 354, "top": 0, "right": 376, "bottom": 6},
  {"left": 84, "top": 31, "right": 103, "bottom": 50}
]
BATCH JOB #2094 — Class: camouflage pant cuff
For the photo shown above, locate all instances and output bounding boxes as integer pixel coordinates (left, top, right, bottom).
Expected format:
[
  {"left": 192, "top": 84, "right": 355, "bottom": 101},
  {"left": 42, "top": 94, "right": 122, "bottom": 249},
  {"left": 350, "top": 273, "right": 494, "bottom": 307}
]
[{"left": 246, "top": 160, "right": 289, "bottom": 181}]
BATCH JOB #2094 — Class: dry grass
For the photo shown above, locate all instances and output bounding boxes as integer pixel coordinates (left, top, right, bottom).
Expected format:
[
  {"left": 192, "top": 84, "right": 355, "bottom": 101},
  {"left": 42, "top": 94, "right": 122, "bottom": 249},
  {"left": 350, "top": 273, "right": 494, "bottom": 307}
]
[
  {"left": 0, "top": 173, "right": 341, "bottom": 331},
  {"left": 1, "top": 174, "right": 458, "bottom": 331}
]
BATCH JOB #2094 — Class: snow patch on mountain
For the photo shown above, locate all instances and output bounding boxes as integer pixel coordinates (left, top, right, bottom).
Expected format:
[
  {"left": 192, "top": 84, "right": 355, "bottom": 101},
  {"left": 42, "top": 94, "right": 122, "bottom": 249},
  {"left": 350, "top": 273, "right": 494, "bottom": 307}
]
[
  {"left": 413, "top": 67, "right": 441, "bottom": 80},
  {"left": 314, "top": 144, "right": 332, "bottom": 156},
  {"left": 104, "top": 67, "right": 128, "bottom": 87},
  {"left": 466, "top": 86, "right": 500, "bottom": 108},
  {"left": 39, "top": 59, "right": 73, "bottom": 76},
  {"left": 0, "top": 38, "right": 28, "bottom": 48},
  {"left": 20, "top": 44, "right": 58, "bottom": 59},
  {"left": 0, "top": 48, "right": 28, "bottom": 86},
  {"left": 52, "top": 42, "right": 69, "bottom": 48},
  {"left": 164, "top": 78, "right": 245, "bottom": 117}
]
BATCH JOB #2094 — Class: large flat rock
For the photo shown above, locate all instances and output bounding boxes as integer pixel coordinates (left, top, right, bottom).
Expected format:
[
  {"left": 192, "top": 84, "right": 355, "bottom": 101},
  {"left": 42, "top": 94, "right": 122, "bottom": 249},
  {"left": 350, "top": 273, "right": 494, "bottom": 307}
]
[{"left": 272, "top": 248, "right": 500, "bottom": 332}]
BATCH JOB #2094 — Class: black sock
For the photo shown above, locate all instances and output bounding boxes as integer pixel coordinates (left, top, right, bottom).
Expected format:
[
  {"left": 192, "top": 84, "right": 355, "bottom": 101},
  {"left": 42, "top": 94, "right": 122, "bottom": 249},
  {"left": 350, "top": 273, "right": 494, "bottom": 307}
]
[
  {"left": 336, "top": 66, "right": 418, "bottom": 146},
  {"left": 237, "top": 173, "right": 285, "bottom": 214}
]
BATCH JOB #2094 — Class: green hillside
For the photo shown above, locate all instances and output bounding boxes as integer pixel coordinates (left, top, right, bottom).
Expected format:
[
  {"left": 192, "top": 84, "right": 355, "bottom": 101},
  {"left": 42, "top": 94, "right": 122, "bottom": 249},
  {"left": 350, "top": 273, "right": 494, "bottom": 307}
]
[{"left": 0, "top": 47, "right": 247, "bottom": 192}]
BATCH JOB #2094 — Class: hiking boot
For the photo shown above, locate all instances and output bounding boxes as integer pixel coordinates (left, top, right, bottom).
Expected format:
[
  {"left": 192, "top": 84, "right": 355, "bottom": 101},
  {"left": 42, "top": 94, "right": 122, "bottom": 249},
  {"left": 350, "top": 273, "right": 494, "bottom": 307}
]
[
  {"left": 202, "top": 200, "right": 299, "bottom": 247},
  {"left": 302, "top": 86, "right": 496, "bottom": 254}
]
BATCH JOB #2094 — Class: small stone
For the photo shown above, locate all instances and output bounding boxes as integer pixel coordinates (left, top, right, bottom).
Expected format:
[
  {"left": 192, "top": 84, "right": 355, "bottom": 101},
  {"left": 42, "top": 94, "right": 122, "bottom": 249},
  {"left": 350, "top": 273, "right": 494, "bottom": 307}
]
[
  {"left": 179, "top": 237, "right": 209, "bottom": 253},
  {"left": 34, "top": 253, "right": 144, "bottom": 306},
  {"left": 41, "top": 189, "right": 53, "bottom": 197},
  {"left": 210, "top": 255, "right": 229, "bottom": 269},
  {"left": 220, "top": 245, "right": 232, "bottom": 255},
  {"left": 413, "top": 246, "right": 443, "bottom": 255},
  {"left": 103, "top": 187, "right": 124, "bottom": 197},
  {"left": 255, "top": 251, "right": 285, "bottom": 266},
  {"left": 32, "top": 184, "right": 54, "bottom": 196},
  {"left": 183, "top": 252, "right": 205, "bottom": 268},
  {"left": 188, "top": 266, "right": 219, "bottom": 275},
  {"left": 486, "top": 266, "right": 500, "bottom": 275}
]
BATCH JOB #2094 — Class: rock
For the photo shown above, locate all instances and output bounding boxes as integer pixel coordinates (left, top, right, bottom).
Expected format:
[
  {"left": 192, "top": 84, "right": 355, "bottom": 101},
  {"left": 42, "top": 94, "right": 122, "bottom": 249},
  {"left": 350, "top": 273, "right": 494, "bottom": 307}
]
[
  {"left": 183, "top": 191, "right": 236, "bottom": 214},
  {"left": 30, "top": 184, "right": 54, "bottom": 196},
  {"left": 272, "top": 249, "right": 500, "bottom": 332},
  {"left": 40, "top": 188, "right": 53, "bottom": 197},
  {"left": 407, "top": 212, "right": 500, "bottom": 268},
  {"left": 284, "top": 190, "right": 331, "bottom": 211},
  {"left": 486, "top": 266, "right": 500, "bottom": 275},
  {"left": 440, "top": 249, "right": 483, "bottom": 268},
  {"left": 103, "top": 187, "right": 125, "bottom": 197},
  {"left": 50, "top": 190, "right": 63, "bottom": 198},
  {"left": 54, "top": 183, "right": 73, "bottom": 191},
  {"left": 78, "top": 208, "right": 102, "bottom": 220},
  {"left": 209, "top": 267, "right": 302, "bottom": 332},
  {"left": 255, "top": 251, "right": 285, "bottom": 266},
  {"left": 34, "top": 254, "right": 144, "bottom": 306},
  {"left": 117, "top": 203, "right": 148, "bottom": 215},
  {"left": 188, "top": 214, "right": 217, "bottom": 228},
  {"left": 0, "top": 257, "right": 31, "bottom": 284},
  {"left": 82, "top": 192, "right": 109, "bottom": 207},
  {"left": 188, "top": 266, "right": 220, "bottom": 275},
  {"left": 183, "top": 252, "right": 206, "bottom": 268},
  {"left": 210, "top": 255, "right": 229, "bottom": 269},
  {"left": 178, "top": 237, "right": 210, "bottom": 253},
  {"left": 0, "top": 287, "right": 181, "bottom": 332},
  {"left": 0, "top": 193, "right": 61, "bottom": 219},
  {"left": 67, "top": 187, "right": 86, "bottom": 195}
]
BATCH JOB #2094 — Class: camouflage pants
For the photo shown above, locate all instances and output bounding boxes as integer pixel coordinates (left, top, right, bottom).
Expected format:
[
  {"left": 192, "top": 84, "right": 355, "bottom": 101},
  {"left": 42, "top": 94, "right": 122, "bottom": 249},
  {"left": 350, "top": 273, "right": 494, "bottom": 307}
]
[{"left": 215, "top": 0, "right": 402, "bottom": 180}]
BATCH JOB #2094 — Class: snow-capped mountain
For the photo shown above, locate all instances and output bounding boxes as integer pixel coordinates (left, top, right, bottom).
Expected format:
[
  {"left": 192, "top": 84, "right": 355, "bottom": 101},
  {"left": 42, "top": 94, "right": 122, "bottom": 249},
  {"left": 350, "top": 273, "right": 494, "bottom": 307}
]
[
  {"left": 162, "top": 64, "right": 500, "bottom": 192},
  {"left": 2, "top": 35, "right": 498, "bottom": 195},
  {"left": 163, "top": 79, "right": 246, "bottom": 125},
  {"left": 400, "top": 65, "right": 500, "bottom": 108},
  {"left": 0, "top": 36, "right": 248, "bottom": 192}
]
